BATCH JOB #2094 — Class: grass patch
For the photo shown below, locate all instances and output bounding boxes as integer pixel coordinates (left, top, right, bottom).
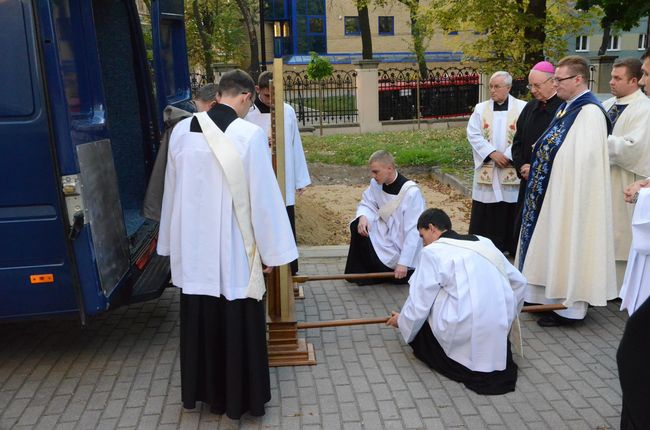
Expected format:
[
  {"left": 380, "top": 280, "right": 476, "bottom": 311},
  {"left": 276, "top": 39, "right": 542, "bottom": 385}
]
[
  {"left": 289, "top": 95, "right": 356, "bottom": 114},
  {"left": 302, "top": 127, "right": 472, "bottom": 174}
]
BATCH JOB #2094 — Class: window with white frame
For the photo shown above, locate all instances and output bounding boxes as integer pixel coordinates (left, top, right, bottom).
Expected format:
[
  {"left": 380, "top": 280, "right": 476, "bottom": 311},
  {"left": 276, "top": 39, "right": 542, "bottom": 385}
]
[
  {"left": 575, "top": 35, "right": 588, "bottom": 52},
  {"left": 639, "top": 33, "right": 648, "bottom": 50},
  {"left": 607, "top": 35, "right": 620, "bottom": 51}
]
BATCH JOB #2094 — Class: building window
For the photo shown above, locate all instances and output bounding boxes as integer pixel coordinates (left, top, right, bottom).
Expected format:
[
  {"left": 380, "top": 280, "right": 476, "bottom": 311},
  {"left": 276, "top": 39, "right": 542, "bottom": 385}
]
[
  {"left": 639, "top": 33, "right": 648, "bottom": 50},
  {"left": 308, "top": 16, "right": 324, "bottom": 34},
  {"left": 607, "top": 35, "right": 620, "bottom": 51},
  {"left": 575, "top": 35, "right": 588, "bottom": 52},
  {"left": 378, "top": 16, "right": 394, "bottom": 35},
  {"left": 344, "top": 16, "right": 360, "bottom": 35}
]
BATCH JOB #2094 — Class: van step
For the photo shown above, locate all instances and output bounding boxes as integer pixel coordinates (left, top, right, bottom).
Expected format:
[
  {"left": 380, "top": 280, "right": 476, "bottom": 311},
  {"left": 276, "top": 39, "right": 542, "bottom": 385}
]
[{"left": 131, "top": 254, "right": 170, "bottom": 304}]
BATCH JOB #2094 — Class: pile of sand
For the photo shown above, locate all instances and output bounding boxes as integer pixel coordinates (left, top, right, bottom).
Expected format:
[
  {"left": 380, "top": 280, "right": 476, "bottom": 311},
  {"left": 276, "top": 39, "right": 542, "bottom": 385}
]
[{"left": 295, "top": 167, "right": 471, "bottom": 246}]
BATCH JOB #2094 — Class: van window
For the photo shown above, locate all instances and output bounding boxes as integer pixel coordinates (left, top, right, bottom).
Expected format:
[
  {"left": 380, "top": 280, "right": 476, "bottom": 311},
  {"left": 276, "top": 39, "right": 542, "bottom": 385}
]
[
  {"left": 0, "top": 0, "right": 35, "bottom": 118},
  {"left": 52, "top": 0, "right": 93, "bottom": 117}
]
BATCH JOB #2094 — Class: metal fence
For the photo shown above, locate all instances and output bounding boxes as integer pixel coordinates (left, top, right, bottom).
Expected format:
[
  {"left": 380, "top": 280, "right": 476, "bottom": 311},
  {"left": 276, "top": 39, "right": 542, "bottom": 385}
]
[
  {"left": 283, "top": 70, "right": 358, "bottom": 126},
  {"left": 378, "top": 67, "right": 480, "bottom": 121}
]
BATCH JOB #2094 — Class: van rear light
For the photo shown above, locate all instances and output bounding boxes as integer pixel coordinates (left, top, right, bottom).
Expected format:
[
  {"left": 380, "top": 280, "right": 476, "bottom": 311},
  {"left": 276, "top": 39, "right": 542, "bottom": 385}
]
[
  {"left": 30, "top": 274, "right": 54, "bottom": 284},
  {"left": 135, "top": 239, "right": 157, "bottom": 270}
]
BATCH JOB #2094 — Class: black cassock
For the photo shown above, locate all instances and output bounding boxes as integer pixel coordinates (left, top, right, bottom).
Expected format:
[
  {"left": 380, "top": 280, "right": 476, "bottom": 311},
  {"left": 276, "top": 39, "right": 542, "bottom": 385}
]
[{"left": 510, "top": 94, "right": 563, "bottom": 245}]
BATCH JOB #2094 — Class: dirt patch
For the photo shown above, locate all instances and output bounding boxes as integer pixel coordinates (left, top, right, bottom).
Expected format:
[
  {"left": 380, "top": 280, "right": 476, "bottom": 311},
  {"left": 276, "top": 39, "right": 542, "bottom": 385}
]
[{"left": 296, "top": 164, "right": 472, "bottom": 246}]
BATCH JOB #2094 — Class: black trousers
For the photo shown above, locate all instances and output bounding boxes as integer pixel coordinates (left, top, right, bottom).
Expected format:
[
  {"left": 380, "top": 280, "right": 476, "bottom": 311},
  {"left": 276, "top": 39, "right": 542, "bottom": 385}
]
[
  {"left": 344, "top": 218, "right": 412, "bottom": 284},
  {"left": 286, "top": 205, "right": 298, "bottom": 275},
  {"left": 618, "top": 296, "right": 650, "bottom": 429},
  {"left": 179, "top": 293, "right": 270, "bottom": 419},
  {"left": 410, "top": 321, "right": 518, "bottom": 395},
  {"left": 469, "top": 200, "right": 518, "bottom": 255}
]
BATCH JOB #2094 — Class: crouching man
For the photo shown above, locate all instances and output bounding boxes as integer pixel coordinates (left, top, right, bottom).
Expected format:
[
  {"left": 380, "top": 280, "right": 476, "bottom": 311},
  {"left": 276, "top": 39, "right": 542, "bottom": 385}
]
[
  {"left": 344, "top": 150, "right": 425, "bottom": 284},
  {"left": 387, "top": 208, "right": 526, "bottom": 394}
]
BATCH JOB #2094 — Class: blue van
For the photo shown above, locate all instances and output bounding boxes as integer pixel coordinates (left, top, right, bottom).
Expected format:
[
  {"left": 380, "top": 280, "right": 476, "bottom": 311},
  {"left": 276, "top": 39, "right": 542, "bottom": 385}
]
[{"left": 0, "top": 0, "right": 191, "bottom": 323}]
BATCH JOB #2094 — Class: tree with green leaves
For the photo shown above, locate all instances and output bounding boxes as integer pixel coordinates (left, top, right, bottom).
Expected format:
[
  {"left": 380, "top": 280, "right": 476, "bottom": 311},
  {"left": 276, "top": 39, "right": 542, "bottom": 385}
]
[
  {"left": 420, "top": 0, "right": 602, "bottom": 77},
  {"left": 306, "top": 52, "right": 334, "bottom": 135},
  {"left": 184, "top": 0, "right": 255, "bottom": 80},
  {"left": 575, "top": 0, "right": 650, "bottom": 55},
  {"left": 396, "top": 0, "right": 431, "bottom": 78}
]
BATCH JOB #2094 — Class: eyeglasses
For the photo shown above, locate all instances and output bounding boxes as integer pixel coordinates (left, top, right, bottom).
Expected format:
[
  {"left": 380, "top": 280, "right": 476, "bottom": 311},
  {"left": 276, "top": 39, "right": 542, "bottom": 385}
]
[
  {"left": 526, "top": 77, "right": 553, "bottom": 90},
  {"left": 552, "top": 75, "right": 578, "bottom": 83}
]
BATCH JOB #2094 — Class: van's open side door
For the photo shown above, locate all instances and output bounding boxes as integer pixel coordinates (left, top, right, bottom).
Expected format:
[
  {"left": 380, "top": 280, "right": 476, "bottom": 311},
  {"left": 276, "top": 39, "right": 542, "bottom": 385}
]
[{"left": 151, "top": 0, "right": 191, "bottom": 127}]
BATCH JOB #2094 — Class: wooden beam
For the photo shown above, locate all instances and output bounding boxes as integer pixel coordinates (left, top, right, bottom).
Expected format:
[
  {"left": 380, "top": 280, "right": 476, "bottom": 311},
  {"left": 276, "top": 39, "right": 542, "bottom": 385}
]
[{"left": 293, "top": 272, "right": 395, "bottom": 284}]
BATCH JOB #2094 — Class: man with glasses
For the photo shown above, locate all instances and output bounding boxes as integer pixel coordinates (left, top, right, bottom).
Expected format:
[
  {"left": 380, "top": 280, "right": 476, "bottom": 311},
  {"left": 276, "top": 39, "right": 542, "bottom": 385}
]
[
  {"left": 602, "top": 58, "right": 650, "bottom": 289},
  {"left": 467, "top": 71, "right": 527, "bottom": 256},
  {"left": 511, "top": 61, "right": 563, "bottom": 246},
  {"left": 517, "top": 55, "right": 616, "bottom": 327},
  {"left": 245, "top": 71, "right": 311, "bottom": 275},
  {"left": 158, "top": 69, "right": 298, "bottom": 418}
]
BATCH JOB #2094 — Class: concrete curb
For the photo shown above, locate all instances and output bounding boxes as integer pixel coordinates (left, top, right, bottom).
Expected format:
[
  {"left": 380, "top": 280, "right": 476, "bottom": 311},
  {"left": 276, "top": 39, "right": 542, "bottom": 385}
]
[{"left": 430, "top": 167, "right": 472, "bottom": 198}]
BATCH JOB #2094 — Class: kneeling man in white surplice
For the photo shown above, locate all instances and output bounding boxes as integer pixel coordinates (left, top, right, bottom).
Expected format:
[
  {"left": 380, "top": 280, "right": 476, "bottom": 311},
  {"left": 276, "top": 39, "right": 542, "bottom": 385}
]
[{"left": 387, "top": 208, "right": 526, "bottom": 395}]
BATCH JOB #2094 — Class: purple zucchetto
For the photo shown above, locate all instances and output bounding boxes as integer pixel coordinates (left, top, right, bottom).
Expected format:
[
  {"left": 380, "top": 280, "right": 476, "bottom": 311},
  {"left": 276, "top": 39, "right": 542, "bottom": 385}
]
[{"left": 532, "top": 61, "right": 555, "bottom": 74}]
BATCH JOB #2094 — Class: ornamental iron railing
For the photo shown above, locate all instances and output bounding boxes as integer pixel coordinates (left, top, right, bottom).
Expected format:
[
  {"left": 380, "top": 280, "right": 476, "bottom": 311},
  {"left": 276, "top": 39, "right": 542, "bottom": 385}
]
[
  {"left": 378, "top": 67, "right": 480, "bottom": 121},
  {"left": 283, "top": 70, "right": 358, "bottom": 126}
]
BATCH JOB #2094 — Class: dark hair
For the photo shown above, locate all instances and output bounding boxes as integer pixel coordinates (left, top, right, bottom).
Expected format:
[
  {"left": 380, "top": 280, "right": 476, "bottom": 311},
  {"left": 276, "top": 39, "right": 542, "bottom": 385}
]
[
  {"left": 641, "top": 48, "right": 650, "bottom": 62},
  {"left": 613, "top": 57, "right": 643, "bottom": 81},
  {"left": 195, "top": 83, "right": 219, "bottom": 102},
  {"left": 557, "top": 55, "right": 590, "bottom": 82},
  {"left": 258, "top": 71, "right": 272, "bottom": 89},
  {"left": 218, "top": 69, "right": 256, "bottom": 97},
  {"left": 417, "top": 208, "right": 452, "bottom": 231}
]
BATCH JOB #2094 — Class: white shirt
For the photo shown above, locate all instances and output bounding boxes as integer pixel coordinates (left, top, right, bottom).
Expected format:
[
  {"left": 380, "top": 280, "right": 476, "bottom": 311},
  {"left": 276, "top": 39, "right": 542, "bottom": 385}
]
[
  {"left": 355, "top": 177, "right": 425, "bottom": 268},
  {"left": 467, "top": 95, "right": 527, "bottom": 203},
  {"left": 157, "top": 116, "right": 298, "bottom": 300},
  {"left": 398, "top": 236, "right": 526, "bottom": 372},
  {"left": 245, "top": 102, "right": 311, "bottom": 206}
]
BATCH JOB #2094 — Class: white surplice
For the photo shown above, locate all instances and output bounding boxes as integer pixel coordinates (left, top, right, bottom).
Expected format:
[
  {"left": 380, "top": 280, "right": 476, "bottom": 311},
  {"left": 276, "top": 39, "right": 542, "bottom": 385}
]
[
  {"left": 157, "top": 116, "right": 298, "bottom": 300},
  {"left": 603, "top": 89, "right": 650, "bottom": 285},
  {"left": 520, "top": 103, "right": 617, "bottom": 307},
  {"left": 245, "top": 103, "right": 311, "bottom": 206},
  {"left": 355, "top": 178, "right": 425, "bottom": 269},
  {"left": 620, "top": 187, "right": 650, "bottom": 316},
  {"left": 398, "top": 236, "right": 526, "bottom": 372},
  {"left": 467, "top": 95, "right": 527, "bottom": 203}
]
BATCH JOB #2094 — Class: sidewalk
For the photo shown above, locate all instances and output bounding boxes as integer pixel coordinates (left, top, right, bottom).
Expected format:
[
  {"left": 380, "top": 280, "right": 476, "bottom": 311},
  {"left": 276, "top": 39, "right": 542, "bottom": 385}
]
[{"left": 0, "top": 251, "right": 625, "bottom": 429}]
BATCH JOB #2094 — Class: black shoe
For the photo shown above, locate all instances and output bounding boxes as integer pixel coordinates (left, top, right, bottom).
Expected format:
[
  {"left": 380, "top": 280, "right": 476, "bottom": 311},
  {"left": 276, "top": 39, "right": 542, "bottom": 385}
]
[{"left": 537, "top": 313, "right": 579, "bottom": 327}]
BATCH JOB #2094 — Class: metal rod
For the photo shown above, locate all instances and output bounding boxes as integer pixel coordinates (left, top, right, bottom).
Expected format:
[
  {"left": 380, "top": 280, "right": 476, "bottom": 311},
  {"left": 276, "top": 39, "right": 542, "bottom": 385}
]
[{"left": 293, "top": 272, "right": 395, "bottom": 284}]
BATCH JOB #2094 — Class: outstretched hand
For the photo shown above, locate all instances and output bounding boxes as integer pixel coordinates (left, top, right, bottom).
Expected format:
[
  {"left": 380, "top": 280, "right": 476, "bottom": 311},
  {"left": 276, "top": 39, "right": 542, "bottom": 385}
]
[{"left": 386, "top": 311, "right": 399, "bottom": 328}]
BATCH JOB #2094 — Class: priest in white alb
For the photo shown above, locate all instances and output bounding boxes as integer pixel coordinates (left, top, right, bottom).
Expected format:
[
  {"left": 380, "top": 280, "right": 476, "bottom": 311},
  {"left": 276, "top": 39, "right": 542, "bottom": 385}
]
[
  {"left": 387, "top": 208, "right": 526, "bottom": 395},
  {"left": 245, "top": 71, "right": 311, "bottom": 275},
  {"left": 467, "top": 71, "right": 527, "bottom": 255},
  {"left": 158, "top": 70, "right": 298, "bottom": 419},
  {"left": 344, "top": 150, "right": 425, "bottom": 284},
  {"left": 517, "top": 56, "right": 617, "bottom": 327},
  {"left": 602, "top": 57, "right": 650, "bottom": 288}
]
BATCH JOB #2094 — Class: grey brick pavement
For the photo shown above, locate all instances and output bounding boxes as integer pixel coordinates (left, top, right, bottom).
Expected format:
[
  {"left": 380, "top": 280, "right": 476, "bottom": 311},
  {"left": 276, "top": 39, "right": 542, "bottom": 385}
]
[{"left": 0, "top": 254, "right": 626, "bottom": 429}]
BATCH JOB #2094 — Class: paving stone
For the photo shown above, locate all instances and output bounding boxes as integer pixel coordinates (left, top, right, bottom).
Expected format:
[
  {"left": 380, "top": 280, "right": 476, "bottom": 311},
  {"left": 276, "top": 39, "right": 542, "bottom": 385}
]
[{"left": 0, "top": 255, "right": 629, "bottom": 429}]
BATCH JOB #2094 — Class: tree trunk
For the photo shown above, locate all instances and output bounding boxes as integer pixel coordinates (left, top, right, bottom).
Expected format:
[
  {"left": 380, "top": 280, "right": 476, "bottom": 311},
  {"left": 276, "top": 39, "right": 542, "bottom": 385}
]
[
  {"left": 407, "top": 1, "right": 427, "bottom": 78},
  {"left": 598, "top": 25, "right": 611, "bottom": 56},
  {"left": 358, "top": 3, "right": 373, "bottom": 60},
  {"left": 523, "top": 0, "right": 546, "bottom": 70},
  {"left": 192, "top": 0, "right": 215, "bottom": 82},
  {"left": 234, "top": 0, "right": 260, "bottom": 76}
]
